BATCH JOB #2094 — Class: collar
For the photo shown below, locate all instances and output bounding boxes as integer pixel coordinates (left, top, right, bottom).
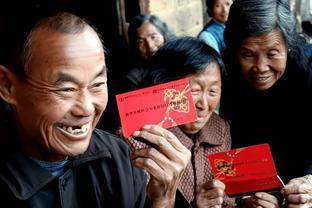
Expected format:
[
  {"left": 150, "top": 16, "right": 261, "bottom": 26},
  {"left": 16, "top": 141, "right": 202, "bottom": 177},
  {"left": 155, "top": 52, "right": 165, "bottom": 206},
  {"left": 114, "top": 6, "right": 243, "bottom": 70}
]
[
  {"left": 211, "top": 19, "right": 226, "bottom": 27},
  {"left": 169, "top": 113, "right": 224, "bottom": 149},
  {"left": 0, "top": 128, "right": 112, "bottom": 200}
]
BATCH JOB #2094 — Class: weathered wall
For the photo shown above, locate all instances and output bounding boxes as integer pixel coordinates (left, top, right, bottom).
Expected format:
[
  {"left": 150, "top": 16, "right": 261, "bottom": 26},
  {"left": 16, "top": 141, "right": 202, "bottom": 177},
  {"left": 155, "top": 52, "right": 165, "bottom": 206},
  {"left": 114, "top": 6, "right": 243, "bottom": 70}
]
[{"left": 139, "top": 0, "right": 204, "bottom": 37}]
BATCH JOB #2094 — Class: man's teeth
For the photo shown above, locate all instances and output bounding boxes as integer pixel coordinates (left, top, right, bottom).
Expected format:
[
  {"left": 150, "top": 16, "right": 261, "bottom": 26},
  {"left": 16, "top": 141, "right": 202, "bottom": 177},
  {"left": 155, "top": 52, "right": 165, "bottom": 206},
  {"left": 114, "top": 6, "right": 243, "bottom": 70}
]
[{"left": 61, "top": 123, "right": 89, "bottom": 135}]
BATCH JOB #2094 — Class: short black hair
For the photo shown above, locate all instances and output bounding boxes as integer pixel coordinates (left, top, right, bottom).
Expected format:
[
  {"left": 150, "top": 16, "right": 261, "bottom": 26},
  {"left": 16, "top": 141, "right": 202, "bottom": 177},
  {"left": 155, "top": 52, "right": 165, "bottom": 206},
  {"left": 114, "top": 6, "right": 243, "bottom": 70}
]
[
  {"left": 206, "top": 0, "right": 217, "bottom": 17},
  {"left": 0, "top": 4, "right": 101, "bottom": 78},
  {"left": 145, "top": 37, "right": 225, "bottom": 85}
]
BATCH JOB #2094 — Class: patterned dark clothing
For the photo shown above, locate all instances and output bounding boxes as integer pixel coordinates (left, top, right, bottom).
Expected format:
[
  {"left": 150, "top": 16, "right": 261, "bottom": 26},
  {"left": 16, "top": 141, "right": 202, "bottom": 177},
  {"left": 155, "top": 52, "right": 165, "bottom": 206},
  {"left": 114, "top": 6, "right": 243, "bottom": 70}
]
[{"left": 169, "top": 113, "right": 235, "bottom": 207}]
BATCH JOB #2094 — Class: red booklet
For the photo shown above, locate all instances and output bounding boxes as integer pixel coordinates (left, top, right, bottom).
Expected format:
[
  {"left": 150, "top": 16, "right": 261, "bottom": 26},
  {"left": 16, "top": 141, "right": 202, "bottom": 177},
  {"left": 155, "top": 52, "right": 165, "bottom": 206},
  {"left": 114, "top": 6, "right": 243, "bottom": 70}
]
[
  {"left": 116, "top": 78, "right": 197, "bottom": 138},
  {"left": 208, "top": 144, "right": 284, "bottom": 197}
]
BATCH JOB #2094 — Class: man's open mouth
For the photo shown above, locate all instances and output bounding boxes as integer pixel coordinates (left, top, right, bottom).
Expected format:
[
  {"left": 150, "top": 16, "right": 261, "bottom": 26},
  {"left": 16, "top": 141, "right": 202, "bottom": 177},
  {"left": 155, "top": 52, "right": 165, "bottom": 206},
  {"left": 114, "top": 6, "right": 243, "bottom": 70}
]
[{"left": 57, "top": 122, "right": 91, "bottom": 137}]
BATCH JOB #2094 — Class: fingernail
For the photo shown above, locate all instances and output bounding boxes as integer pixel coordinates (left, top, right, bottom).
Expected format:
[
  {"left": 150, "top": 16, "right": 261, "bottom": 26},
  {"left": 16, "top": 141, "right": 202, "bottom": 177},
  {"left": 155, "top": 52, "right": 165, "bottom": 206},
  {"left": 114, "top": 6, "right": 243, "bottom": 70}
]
[
  {"left": 143, "top": 124, "right": 151, "bottom": 129},
  {"left": 132, "top": 131, "right": 140, "bottom": 137},
  {"left": 255, "top": 193, "right": 262, "bottom": 198}
]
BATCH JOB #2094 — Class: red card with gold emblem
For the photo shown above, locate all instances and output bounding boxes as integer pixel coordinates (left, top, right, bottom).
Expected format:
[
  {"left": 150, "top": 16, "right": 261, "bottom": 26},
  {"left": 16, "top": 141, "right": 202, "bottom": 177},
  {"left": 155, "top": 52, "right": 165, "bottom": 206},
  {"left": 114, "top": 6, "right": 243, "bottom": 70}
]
[
  {"left": 116, "top": 78, "right": 197, "bottom": 138},
  {"left": 208, "top": 144, "right": 284, "bottom": 196}
]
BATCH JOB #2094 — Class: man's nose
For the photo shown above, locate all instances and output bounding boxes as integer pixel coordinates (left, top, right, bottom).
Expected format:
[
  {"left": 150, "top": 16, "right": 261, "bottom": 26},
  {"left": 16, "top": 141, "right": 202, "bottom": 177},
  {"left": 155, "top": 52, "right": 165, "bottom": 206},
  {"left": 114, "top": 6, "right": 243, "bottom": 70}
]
[{"left": 72, "top": 90, "right": 94, "bottom": 117}]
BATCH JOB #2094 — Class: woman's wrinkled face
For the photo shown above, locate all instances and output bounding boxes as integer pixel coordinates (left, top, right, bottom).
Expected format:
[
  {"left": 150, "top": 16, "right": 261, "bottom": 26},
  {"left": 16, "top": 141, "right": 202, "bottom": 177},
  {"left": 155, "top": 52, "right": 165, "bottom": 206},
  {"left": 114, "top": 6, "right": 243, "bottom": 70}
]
[
  {"left": 212, "top": 0, "right": 233, "bottom": 24},
  {"left": 238, "top": 30, "right": 288, "bottom": 90},
  {"left": 179, "top": 63, "right": 222, "bottom": 135},
  {"left": 136, "top": 22, "right": 165, "bottom": 60},
  {"left": 13, "top": 27, "right": 108, "bottom": 161}
]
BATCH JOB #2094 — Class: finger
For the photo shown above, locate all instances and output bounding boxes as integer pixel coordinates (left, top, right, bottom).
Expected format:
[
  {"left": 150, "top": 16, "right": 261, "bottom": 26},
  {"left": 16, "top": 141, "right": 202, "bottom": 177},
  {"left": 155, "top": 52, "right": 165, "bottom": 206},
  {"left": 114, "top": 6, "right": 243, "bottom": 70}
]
[
  {"left": 254, "top": 198, "right": 278, "bottom": 208},
  {"left": 131, "top": 147, "right": 173, "bottom": 172},
  {"left": 287, "top": 177, "right": 307, "bottom": 186},
  {"left": 201, "top": 179, "right": 226, "bottom": 191},
  {"left": 286, "top": 193, "right": 312, "bottom": 204},
  {"left": 132, "top": 155, "right": 166, "bottom": 181},
  {"left": 283, "top": 183, "right": 312, "bottom": 195},
  {"left": 255, "top": 192, "right": 279, "bottom": 204},
  {"left": 132, "top": 125, "right": 190, "bottom": 162},
  {"left": 242, "top": 196, "right": 260, "bottom": 208},
  {"left": 197, "top": 196, "right": 224, "bottom": 207},
  {"left": 140, "top": 124, "right": 189, "bottom": 153},
  {"left": 133, "top": 126, "right": 172, "bottom": 151},
  {"left": 197, "top": 188, "right": 224, "bottom": 199},
  {"left": 286, "top": 203, "right": 312, "bottom": 208}
]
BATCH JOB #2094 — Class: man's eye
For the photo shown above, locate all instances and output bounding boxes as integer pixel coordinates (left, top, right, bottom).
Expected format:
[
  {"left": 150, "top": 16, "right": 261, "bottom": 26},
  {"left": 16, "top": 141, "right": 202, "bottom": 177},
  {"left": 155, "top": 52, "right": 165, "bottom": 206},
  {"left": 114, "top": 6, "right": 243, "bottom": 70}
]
[
  {"left": 92, "top": 82, "right": 106, "bottom": 88},
  {"left": 60, "top": 88, "right": 76, "bottom": 92}
]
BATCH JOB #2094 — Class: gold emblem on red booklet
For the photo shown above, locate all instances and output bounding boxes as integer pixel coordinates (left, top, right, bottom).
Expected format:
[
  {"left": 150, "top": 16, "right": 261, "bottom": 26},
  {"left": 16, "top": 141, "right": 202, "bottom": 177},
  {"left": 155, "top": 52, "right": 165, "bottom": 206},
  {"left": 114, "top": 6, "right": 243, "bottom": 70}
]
[
  {"left": 214, "top": 148, "right": 245, "bottom": 178},
  {"left": 208, "top": 144, "right": 284, "bottom": 196},
  {"left": 158, "top": 84, "right": 191, "bottom": 127},
  {"left": 215, "top": 159, "right": 236, "bottom": 178}
]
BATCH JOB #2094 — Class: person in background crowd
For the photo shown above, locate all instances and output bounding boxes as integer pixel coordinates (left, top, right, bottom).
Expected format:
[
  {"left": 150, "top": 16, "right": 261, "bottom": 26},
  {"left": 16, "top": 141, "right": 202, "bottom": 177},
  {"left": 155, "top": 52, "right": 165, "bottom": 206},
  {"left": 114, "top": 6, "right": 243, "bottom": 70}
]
[
  {"left": 0, "top": 10, "right": 191, "bottom": 207},
  {"left": 126, "top": 14, "right": 176, "bottom": 90},
  {"left": 143, "top": 37, "right": 235, "bottom": 208},
  {"left": 198, "top": 0, "right": 233, "bottom": 54},
  {"left": 99, "top": 15, "right": 175, "bottom": 138},
  {"left": 220, "top": 0, "right": 312, "bottom": 207}
]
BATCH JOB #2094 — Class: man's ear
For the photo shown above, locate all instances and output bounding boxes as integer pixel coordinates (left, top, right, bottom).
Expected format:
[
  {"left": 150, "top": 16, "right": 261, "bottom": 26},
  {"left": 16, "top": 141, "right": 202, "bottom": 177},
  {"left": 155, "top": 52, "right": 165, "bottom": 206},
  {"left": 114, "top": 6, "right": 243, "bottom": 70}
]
[{"left": 0, "top": 65, "right": 18, "bottom": 105}]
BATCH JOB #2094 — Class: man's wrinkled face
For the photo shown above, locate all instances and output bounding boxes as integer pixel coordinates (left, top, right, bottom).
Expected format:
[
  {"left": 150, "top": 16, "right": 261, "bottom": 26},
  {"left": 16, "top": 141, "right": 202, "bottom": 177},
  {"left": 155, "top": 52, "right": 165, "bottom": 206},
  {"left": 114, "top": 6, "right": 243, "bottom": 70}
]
[{"left": 13, "top": 27, "right": 108, "bottom": 161}]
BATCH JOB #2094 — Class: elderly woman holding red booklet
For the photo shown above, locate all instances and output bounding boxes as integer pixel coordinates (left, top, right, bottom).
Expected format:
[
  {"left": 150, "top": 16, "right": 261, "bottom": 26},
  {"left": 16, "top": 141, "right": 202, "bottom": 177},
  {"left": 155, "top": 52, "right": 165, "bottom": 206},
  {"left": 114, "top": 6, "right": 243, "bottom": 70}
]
[
  {"left": 219, "top": 0, "right": 312, "bottom": 207},
  {"left": 138, "top": 36, "right": 235, "bottom": 208}
]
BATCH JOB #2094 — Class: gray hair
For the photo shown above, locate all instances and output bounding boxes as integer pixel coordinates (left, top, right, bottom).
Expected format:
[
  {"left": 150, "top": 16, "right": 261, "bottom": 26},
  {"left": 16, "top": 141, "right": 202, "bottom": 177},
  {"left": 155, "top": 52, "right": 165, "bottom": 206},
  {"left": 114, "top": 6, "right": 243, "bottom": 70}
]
[
  {"left": 224, "top": 0, "right": 308, "bottom": 75},
  {"left": 127, "top": 15, "right": 175, "bottom": 64}
]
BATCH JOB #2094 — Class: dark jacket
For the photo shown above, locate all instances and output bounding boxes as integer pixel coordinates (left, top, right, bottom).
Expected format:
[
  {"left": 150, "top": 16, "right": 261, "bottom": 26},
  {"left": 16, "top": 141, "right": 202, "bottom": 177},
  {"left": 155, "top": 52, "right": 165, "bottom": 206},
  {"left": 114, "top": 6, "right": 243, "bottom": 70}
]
[
  {"left": 0, "top": 123, "right": 147, "bottom": 208},
  {"left": 220, "top": 64, "right": 312, "bottom": 182}
]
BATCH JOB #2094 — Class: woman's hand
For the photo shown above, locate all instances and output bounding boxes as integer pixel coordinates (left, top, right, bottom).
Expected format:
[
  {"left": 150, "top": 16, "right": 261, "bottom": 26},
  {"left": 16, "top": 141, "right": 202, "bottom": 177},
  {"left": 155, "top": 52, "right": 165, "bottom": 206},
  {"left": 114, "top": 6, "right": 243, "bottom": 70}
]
[
  {"left": 241, "top": 192, "right": 279, "bottom": 208},
  {"left": 282, "top": 175, "right": 312, "bottom": 208},
  {"left": 131, "top": 124, "right": 191, "bottom": 208},
  {"left": 196, "top": 179, "right": 225, "bottom": 208}
]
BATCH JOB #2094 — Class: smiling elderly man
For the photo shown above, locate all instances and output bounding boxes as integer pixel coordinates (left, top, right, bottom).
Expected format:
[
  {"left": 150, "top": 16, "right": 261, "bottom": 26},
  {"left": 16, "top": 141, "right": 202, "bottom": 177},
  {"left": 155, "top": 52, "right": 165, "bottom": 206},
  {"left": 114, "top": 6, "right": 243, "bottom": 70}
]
[{"left": 0, "top": 10, "right": 190, "bottom": 208}]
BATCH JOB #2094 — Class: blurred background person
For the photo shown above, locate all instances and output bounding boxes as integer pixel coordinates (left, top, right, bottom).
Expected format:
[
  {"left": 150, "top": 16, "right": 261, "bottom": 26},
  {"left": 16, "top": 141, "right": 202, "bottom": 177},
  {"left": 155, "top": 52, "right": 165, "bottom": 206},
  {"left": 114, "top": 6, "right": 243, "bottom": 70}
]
[
  {"left": 126, "top": 14, "right": 176, "bottom": 90},
  {"left": 198, "top": 0, "right": 233, "bottom": 54}
]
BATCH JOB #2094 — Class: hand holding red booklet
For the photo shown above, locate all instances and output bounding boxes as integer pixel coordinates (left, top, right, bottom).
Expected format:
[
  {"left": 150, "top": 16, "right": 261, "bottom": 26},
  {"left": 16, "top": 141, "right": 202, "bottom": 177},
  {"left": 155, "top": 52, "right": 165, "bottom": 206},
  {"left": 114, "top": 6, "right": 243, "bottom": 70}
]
[
  {"left": 208, "top": 144, "right": 284, "bottom": 197},
  {"left": 116, "top": 78, "right": 197, "bottom": 138}
]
